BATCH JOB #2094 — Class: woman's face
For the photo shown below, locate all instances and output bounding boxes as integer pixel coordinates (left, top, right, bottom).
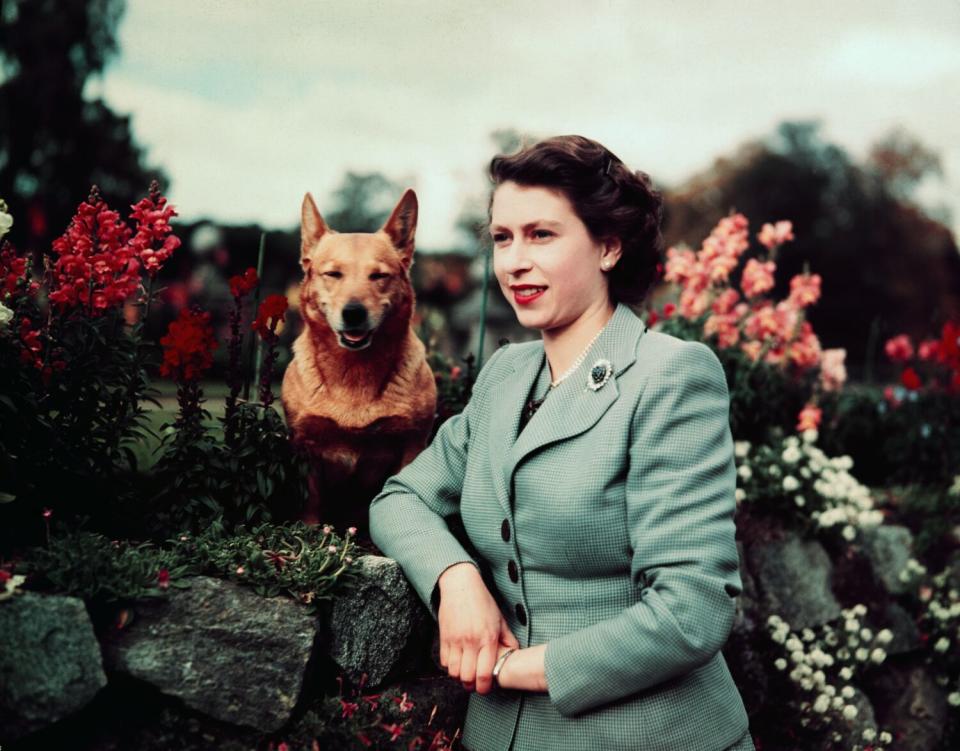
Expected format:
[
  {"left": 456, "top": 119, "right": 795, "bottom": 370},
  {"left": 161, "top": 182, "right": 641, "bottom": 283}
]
[{"left": 489, "top": 180, "right": 619, "bottom": 333}]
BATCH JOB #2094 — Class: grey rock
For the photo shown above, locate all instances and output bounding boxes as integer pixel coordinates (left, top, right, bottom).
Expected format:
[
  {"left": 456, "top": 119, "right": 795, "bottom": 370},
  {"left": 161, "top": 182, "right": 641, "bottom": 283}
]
[
  {"left": 329, "top": 555, "right": 431, "bottom": 687},
  {"left": 879, "top": 602, "right": 922, "bottom": 656},
  {"left": 0, "top": 591, "right": 107, "bottom": 743},
  {"left": 101, "top": 576, "right": 318, "bottom": 733},
  {"left": 746, "top": 531, "right": 842, "bottom": 630},
  {"left": 868, "top": 661, "right": 948, "bottom": 751},
  {"left": 861, "top": 525, "right": 915, "bottom": 596},
  {"left": 832, "top": 686, "right": 878, "bottom": 751},
  {"left": 732, "top": 540, "right": 760, "bottom": 636}
]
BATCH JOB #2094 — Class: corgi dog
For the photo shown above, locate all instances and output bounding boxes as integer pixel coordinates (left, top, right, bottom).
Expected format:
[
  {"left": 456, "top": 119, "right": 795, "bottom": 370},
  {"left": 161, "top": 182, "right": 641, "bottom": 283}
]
[{"left": 281, "top": 189, "right": 438, "bottom": 533}]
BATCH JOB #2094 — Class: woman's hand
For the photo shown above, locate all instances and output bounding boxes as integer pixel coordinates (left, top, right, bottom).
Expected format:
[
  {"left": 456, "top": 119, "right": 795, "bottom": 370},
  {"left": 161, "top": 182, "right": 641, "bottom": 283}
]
[
  {"left": 437, "top": 562, "right": 520, "bottom": 694},
  {"left": 494, "top": 643, "right": 548, "bottom": 693}
]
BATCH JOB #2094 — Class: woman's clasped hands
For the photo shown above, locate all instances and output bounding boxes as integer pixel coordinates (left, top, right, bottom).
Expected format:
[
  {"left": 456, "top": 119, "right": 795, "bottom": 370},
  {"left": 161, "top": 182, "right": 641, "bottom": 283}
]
[{"left": 436, "top": 562, "right": 522, "bottom": 694}]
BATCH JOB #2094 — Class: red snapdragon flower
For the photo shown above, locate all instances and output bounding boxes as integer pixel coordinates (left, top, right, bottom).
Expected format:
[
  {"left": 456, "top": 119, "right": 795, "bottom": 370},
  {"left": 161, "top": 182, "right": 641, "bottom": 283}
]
[
  {"left": 229, "top": 267, "right": 259, "bottom": 298},
  {"left": 900, "top": 366, "right": 922, "bottom": 391},
  {"left": 128, "top": 182, "right": 181, "bottom": 277},
  {"left": 252, "top": 294, "right": 288, "bottom": 338},
  {"left": 157, "top": 569, "right": 170, "bottom": 590},
  {"left": 159, "top": 307, "right": 219, "bottom": 382},
  {"left": 47, "top": 183, "right": 180, "bottom": 314}
]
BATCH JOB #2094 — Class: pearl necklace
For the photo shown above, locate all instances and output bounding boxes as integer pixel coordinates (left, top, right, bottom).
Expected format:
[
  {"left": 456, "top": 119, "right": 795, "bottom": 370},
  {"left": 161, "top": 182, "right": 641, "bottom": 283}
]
[{"left": 548, "top": 318, "right": 610, "bottom": 388}]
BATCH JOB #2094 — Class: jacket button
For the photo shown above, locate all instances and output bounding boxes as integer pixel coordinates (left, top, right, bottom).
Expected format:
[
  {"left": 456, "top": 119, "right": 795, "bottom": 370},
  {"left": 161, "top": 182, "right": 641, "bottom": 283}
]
[
  {"left": 501, "top": 519, "right": 511, "bottom": 542},
  {"left": 515, "top": 603, "right": 527, "bottom": 625},
  {"left": 508, "top": 559, "right": 518, "bottom": 582}
]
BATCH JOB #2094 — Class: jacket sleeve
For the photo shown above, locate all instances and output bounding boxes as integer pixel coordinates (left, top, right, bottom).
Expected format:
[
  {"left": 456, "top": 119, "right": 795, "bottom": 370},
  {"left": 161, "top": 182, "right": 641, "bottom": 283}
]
[
  {"left": 542, "top": 340, "right": 742, "bottom": 717},
  {"left": 368, "top": 345, "right": 507, "bottom": 622}
]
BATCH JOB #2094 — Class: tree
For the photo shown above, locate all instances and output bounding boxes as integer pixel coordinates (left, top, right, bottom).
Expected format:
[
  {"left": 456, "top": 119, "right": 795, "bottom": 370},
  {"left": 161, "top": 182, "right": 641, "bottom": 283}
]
[
  {"left": 664, "top": 120, "right": 960, "bottom": 381},
  {"left": 0, "top": 0, "right": 166, "bottom": 252}
]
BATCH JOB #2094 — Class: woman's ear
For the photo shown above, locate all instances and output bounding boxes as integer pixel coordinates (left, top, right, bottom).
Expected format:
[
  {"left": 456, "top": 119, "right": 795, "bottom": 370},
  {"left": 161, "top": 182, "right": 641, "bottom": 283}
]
[{"left": 602, "top": 236, "right": 623, "bottom": 268}]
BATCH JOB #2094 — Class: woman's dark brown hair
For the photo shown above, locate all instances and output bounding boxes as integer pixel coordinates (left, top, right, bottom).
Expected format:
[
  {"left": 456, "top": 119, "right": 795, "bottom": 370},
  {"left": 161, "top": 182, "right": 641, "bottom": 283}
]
[{"left": 486, "top": 134, "right": 664, "bottom": 308}]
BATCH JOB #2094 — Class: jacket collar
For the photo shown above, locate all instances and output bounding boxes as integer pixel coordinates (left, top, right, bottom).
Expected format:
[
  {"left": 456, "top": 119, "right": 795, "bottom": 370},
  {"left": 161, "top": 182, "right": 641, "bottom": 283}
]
[{"left": 486, "top": 301, "right": 648, "bottom": 519}]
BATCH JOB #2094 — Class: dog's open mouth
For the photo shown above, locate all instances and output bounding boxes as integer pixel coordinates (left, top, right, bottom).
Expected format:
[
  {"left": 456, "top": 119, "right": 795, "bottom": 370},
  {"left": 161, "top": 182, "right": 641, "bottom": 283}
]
[{"left": 338, "top": 329, "right": 374, "bottom": 350}]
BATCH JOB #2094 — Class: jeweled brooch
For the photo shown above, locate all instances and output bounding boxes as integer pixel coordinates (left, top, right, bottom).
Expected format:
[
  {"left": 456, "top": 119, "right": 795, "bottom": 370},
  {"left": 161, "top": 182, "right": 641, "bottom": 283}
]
[{"left": 586, "top": 358, "right": 613, "bottom": 391}]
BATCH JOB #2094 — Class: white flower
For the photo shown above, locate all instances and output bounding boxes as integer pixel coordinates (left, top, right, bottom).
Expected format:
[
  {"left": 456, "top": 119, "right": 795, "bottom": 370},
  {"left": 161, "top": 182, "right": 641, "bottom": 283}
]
[
  {"left": 738, "top": 465, "right": 752, "bottom": 481},
  {"left": 845, "top": 618, "right": 859, "bottom": 632},
  {"left": 0, "top": 301, "right": 13, "bottom": 329},
  {"left": 876, "top": 628, "right": 893, "bottom": 644},
  {"left": 841, "top": 685, "right": 855, "bottom": 699},
  {"left": 870, "top": 648, "right": 886, "bottom": 664},
  {"left": 813, "top": 694, "right": 830, "bottom": 713},
  {"left": 843, "top": 703, "right": 858, "bottom": 720},
  {"left": 786, "top": 637, "right": 803, "bottom": 652},
  {"left": 768, "top": 464, "right": 782, "bottom": 477},
  {"left": 842, "top": 525, "right": 856, "bottom": 541},
  {"left": 948, "top": 691, "right": 960, "bottom": 706},
  {"left": 782, "top": 446, "right": 802, "bottom": 464},
  {"left": 735, "top": 488, "right": 746, "bottom": 503},
  {"left": 855, "top": 647, "right": 869, "bottom": 661},
  {"left": 934, "top": 637, "right": 950, "bottom": 653},
  {"left": 783, "top": 475, "right": 800, "bottom": 492},
  {"left": 879, "top": 731, "right": 892, "bottom": 743},
  {"left": 860, "top": 627, "right": 873, "bottom": 641},
  {"left": 800, "top": 677, "right": 814, "bottom": 691},
  {"left": 802, "top": 628, "right": 816, "bottom": 642},
  {"left": 853, "top": 604, "right": 867, "bottom": 616},
  {"left": 794, "top": 495, "right": 806, "bottom": 507},
  {"left": 839, "top": 666, "right": 853, "bottom": 681},
  {"left": 802, "top": 428, "right": 818, "bottom": 444},
  {"left": 862, "top": 728, "right": 876, "bottom": 742},
  {"left": 0, "top": 205, "right": 12, "bottom": 238},
  {"left": 734, "top": 441, "right": 751, "bottom": 458},
  {"left": 774, "top": 657, "right": 787, "bottom": 670}
]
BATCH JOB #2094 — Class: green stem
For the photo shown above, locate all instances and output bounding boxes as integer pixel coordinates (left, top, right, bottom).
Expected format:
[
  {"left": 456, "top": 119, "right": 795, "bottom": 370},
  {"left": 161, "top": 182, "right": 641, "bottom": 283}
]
[
  {"left": 244, "top": 233, "right": 267, "bottom": 402},
  {"left": 476, "top": 244, "right": 491, "bottom": 372}
]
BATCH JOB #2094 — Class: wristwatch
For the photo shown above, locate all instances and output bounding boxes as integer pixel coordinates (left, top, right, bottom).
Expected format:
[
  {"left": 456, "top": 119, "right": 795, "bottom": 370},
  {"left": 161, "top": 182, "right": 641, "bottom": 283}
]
[{"left": 492, "top": 648, "right": 516, "bottom": 686}]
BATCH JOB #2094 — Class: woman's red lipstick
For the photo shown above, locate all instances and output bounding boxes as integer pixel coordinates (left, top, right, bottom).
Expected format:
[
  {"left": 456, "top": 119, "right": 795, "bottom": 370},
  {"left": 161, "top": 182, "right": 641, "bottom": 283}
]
[{"left": 513, "top": 286, "right": 546, "bottom": 305}]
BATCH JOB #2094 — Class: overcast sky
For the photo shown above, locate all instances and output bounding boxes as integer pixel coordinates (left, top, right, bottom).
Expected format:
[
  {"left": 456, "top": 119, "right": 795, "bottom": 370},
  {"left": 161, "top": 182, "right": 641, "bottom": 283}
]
[{"left": 85, "top": 0, "right": 960, "bottom": 251}]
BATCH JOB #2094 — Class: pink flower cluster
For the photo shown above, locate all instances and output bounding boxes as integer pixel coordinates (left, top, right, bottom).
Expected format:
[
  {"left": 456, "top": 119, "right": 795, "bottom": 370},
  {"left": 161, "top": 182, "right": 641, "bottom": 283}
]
[
  {"left": 48, "top": 182, "right": 179, "bottom": 314},
  {"left": 661, "top": 213, "right": 846, "bottom": 393}
]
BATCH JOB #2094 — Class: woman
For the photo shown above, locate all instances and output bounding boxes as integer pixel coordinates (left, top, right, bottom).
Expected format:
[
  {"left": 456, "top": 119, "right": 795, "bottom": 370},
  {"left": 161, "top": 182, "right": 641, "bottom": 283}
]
[{"left": 368, "top": 135, "right": 754, "bottom": 751}]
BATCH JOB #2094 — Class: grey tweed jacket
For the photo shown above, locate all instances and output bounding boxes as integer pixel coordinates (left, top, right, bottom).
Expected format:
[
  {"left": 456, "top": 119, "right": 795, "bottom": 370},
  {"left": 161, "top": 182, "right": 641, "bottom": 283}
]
[{"left": 368, "top": 301, "right": 752, "bottom": 751}]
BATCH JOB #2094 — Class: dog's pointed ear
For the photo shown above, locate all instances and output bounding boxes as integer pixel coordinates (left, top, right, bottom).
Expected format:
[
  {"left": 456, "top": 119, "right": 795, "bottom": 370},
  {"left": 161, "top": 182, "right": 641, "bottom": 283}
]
[
  {"left": 301, "top": 192, "right": 329, "bottom": 270},
  {"left": 381, "top": 188, "right": 418, "bottom": 270}
]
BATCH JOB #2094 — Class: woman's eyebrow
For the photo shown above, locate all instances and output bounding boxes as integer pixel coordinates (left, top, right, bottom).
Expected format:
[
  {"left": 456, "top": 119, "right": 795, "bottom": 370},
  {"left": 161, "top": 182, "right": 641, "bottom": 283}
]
[{"left": 490, "top": 219, "right": 562, "bottom": 232}]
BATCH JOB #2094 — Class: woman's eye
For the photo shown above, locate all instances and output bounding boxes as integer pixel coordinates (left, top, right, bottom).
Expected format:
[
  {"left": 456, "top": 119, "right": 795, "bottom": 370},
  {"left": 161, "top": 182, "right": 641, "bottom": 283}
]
[
  {"left": 324, "top": 271, "right": 342, "bottom": 278},
  {"left": 492, "top": 233, "right": 507, "bottom": 244},
  {"left": 533, "top": 229, "right": 552, "bottom": 239}
]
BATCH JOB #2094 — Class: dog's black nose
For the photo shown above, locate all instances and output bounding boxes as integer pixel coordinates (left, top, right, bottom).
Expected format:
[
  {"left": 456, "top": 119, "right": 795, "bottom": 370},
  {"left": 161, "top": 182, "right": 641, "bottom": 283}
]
[{"left": 342, "top": 301, "right": 369, "bottom": 328}]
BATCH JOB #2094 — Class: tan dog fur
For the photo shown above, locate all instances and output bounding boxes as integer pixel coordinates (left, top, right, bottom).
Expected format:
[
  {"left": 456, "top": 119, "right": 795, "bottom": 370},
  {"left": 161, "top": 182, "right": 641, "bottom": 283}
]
[{"left": 281, "top": 189, "right": 438, "bottom": 531}]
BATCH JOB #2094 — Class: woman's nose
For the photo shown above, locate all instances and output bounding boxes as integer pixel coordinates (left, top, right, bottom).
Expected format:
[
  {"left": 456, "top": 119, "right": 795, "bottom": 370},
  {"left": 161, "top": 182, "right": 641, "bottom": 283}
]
[{"left": 500, "top": 238, "right": 533, "bottom": 273}]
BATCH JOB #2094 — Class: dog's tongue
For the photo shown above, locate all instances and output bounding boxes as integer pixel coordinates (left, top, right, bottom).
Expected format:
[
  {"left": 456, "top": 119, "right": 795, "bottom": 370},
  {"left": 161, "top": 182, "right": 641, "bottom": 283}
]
[{"left": 343, "top": 332, "right": 366, "bottom": 342}]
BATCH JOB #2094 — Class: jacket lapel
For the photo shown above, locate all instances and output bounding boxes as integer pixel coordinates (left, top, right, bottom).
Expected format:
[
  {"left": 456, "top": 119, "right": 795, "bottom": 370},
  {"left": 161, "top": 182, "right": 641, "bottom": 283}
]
[{"left": 486, "top": 301, "right": 647, "bottom": 519}]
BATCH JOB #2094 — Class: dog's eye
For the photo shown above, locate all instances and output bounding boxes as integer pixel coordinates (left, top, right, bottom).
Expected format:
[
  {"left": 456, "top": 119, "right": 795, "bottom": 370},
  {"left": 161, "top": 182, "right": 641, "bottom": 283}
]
[
  {"left": 323, "top": 271, "right": 342, "bottom": 279},
  {"left": 370, "top": 273, "right": 390, "bottom": 281}
]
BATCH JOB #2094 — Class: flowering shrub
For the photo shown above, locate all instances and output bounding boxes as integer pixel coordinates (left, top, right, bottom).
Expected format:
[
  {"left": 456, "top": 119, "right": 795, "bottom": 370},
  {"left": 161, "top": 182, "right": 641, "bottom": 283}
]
[
  {"left": 10, "top": 521, "right": 358, "bottom": 618},
  {"left": 148, "top": 279, "right": 308, "bottom": 536},
  {"left": 915, "top": 565, "right": 960, "bottom": 711},
  {"left": 765, "top": 606, "right": 895, "bottom": 750},
  {"left": 288, "top": 670, "right": 465, "bottom": 750},
  {"left": 650, "top": 213, "right": 846, "bottom": 444},
  {"left": 884, "top": 322, "right": 960, "bottom": 396},
  {"left": 733, "top": 430, "right": 884, "bottom": 542},
  {"left": 0, "top": 185, "right": 177, "bottom": 551},
  {"left": 428, "top": 349, "right": 477, "bottom": 427}
]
